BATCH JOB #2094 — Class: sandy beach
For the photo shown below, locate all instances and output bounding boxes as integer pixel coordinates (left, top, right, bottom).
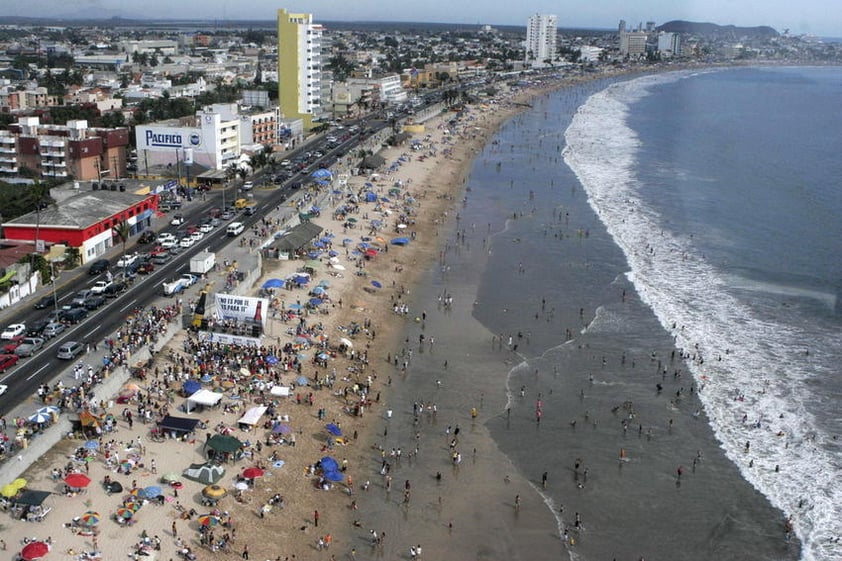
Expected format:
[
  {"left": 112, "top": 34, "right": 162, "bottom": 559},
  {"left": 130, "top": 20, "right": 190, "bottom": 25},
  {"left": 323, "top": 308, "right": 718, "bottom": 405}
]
[{"left": 0, "top": 74, "right": 583, "bottom": 561}]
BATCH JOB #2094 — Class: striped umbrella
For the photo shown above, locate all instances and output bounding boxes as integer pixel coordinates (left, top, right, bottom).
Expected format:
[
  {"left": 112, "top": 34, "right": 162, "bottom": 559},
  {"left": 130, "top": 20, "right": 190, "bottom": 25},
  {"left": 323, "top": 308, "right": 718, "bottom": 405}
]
[
  {"left": 115, "top": 507, "right": 134, "bottom": 519},
  {"left": 197, "top": 514, "right": 220, "bottom": 526},
  {"left": 122, "top": 500, "right": 142, "bottom": 512},
  {"left": 80, "top": 511, "right": 100, "bottom": 526}
]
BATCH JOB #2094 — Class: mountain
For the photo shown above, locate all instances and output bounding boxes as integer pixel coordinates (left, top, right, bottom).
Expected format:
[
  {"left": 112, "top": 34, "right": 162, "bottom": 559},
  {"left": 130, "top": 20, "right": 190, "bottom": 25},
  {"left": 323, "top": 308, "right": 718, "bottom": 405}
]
[{"left": 657, "top": 20, "right": 779, "bottom": 38}]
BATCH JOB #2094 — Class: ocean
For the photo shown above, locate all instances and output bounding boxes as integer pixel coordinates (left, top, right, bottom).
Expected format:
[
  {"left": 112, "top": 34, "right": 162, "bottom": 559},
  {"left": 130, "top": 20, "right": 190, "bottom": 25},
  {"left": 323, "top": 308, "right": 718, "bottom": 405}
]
[{"left": 359, "top": 67, "right": 841, "bottom": 561}]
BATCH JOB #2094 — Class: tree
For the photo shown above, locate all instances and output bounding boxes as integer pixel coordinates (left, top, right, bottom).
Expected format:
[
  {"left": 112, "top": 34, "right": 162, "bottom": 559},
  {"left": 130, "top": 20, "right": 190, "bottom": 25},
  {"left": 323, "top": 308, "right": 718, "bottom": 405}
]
[
  {"left": 64, "top": 246, "right": 81, "bottom": 268},
  {"left": 112, "top": 220, "right": 131, "bottom": 264}
]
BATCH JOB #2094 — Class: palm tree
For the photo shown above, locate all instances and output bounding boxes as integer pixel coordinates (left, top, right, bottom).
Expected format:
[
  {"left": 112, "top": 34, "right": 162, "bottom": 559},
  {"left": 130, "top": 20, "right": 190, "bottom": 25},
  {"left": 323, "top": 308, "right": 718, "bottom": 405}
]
[{"left": 112, "top": 220, "right": 131, "bottom": 267}]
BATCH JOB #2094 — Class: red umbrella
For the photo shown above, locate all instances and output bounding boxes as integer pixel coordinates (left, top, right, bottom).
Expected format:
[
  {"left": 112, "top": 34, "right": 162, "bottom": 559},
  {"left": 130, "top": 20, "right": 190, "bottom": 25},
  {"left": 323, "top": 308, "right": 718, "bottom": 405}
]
[
  {"left": 64, "top": 473, "right": 91, "bottom": 488},
  {"left": 242, "top": 467, "right": 265, "bottom": 479},
  {"left": 21, "top": 541, "right": 50, "bottom": 561}
]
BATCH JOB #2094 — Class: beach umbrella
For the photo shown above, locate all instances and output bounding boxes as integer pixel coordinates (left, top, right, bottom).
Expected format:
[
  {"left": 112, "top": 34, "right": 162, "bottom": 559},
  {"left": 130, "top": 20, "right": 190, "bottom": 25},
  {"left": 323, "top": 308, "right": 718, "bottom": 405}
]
[
  {"left": 123, "top": 500, "right": 142, "bottom": 512},
  {"left": 200, "top": 373, "right": 214, "bottom": 384},
  {"left": 198, "top": 514, "right": 221, "bottom": 527},
  {"left": 320, "top": 456, "right": 339, "bottom": 472},
  {"left": 64, "top": 473, "right": 91, "bottom": 488},
  {"left": 339, "top": 337, "right": 353, "bottom": 348},
  {"left": 20, "top": 541, "right": 50, "bottom": 561},
  {"left": 80, "top": 511, "right": 100, "bottom": 526},
  {"left": 311, "top": 286, "right": 326, "bottom": 295},
  {"left": 35, "top": 405, "right": 60, "bottom": 415},
  {"left": 160, "top": 472, "right": 180, "bottom": 483},
  {"left": 1, "top": 483, "right": 18, "bottom": 497},
  {"left": 262, "top": 278, "right": 285, "bottom": 289},
  {"left": 296, "top": 375, "right": 309, "bottom": 386},
  {"left": 106, "top": 481, "right": 123, "bottom": 494},
  {"left": 323, "top": 470, "right": 344, "bottom": 482},
  {"left": 288, "top": 303, "right": 303, "bottom": 311},
  {"left": 242, "top": 467, "right": 265, "bottom": 479},
  {"left": 309, "top": 298, "right": 323, "bottom": 307},
  {"left": 182, "top": 380, "right": 201, "bottom": 396},
  {"left": 342, "top": 238, "right": 353, "bottom": 245},
  {"left": 318, "top": 279, "right": 331, "bottom": 287},
  {"left": 12, "top": 478, "right": 28, "bottom": 490},
  {"left": 317, "top": 352, "right": 329, "bottom": 361},
  {"left": 332, "top": 264, "right": 346, "bottom": 271},
  {"left": 121, "top": 460, "right": 134, "bottom": 472},
  {"left": 371, "top": 280, "right": 382, "bottom": 289},
  {"left": 265, "top": 355, "right": 279, "bottom": 365},
  {"left": 397, "top": 223, "right": 408, "bottom": 229},
  {"left": 143, "top": 486, "right": 163, "bottom": 498},
  {"left": 115, "top": 507, "right": 134, "bottom": 519},
  {"left": 124, "top": 382, "right": 141, "bottom": 392},
  {"left": 272, "top": 423, "right": 291, "bottom": 435},
  {"left": 83, "top": 440, "right": 99, "bottom": 450},
  {"left": 202, "top": 485, "right": 228, "bottom": 500},
  {"left": 325, "top": 423, "right": 343, "bottom": 437},
  {"left": 28, "top": 412, "right": 51, "bottom": 424},
  {"left": 391, "top": 237, "right": 410, "bottom": 245}
]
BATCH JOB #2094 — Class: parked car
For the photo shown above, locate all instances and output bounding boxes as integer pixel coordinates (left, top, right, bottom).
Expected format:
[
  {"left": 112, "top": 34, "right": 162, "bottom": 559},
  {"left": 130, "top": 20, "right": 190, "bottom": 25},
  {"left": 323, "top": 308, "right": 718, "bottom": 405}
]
[
  {"left": 0, "top": 353, "right": 19, "bottom": 372},
  {"left": 2, "top": 336, "right": 24, "bottom": 353},
  {"left": 84, "top": 295, "right": 107, "bottom": 310},
  {"left": 180, "top": 237, "right": 195, "bottom": 248},
  {"left": 136, "top": 261, "right": 155, "bottom": 275},
  {"left": 0, "top": 384, "right": 7, "bottom": 394},
  {"left": 180, "top": 273, "right": 198, "bottom": 286},
  {"left": 1, "top": 323, "right": 26, "bottom": 340},
  {"left": 199, "top": 222, "right": 213, "bottom": 233},
  {"left": 104, "top": 282, "right": 128, "bottom": 298},
  {"left": 171, "top": 214, "right": 185, "bottom": 226},
  {"left": 241, "top": 181, "right": 254, "bottom": 191},
  {"left": 33, "top": 294, "right": 56, "bottom": 309},
  {"left": 190, "top": 231, "right": 204, "bottom": 242},
  {"left": 88, "top": 259, "right": 109, "bottom": 275},
  {"left": 71, "top": 289, "right": 94, "bottom": 307},
  {"left": 57, "top": 341, "right": 86, "bottom": 360},
  {"left": 14, "top": 337, "right": 45, "bottom": 357},
  {"left": 117, "top": 253, "right": 139, "bottom": 268},
  {"left": 90, "top": 280, "right": 112, "bottom": 294},
  {"left": 62, "top": 307, "right": 88, "bottom": 324},
  {"left": 42, "top": 321, "right": 66, "bottom": 338},
  {"left": 46, "top": 309, "right": 66, "bottom": 323},
  {"left": 220, "top": 210, "right": 235, "bottom": 220},
  {"left": 27, "top": 319, "right": 50, "bottom": 337}
]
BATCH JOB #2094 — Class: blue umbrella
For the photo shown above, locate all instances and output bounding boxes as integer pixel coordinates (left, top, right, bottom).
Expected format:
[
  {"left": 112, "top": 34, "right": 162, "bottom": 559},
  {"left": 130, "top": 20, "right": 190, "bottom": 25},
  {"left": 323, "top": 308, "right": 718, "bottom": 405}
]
[
  {"left": 296, "top": 375, "right": 309, "bottom": 386},
  {"left": 200, "top": 374, "right": 214, "bottom": 384},
  {"left": 288, "top": 303, "right": 303, "bottom": 311},
  {"left": 313, "top": 241, "right": 326, "bottom": 248},
  {"left": 326, "top": 423, "right": 342, "bottom": 437},
  {"left": 311, "top": 286, "right": 326, "bottom": 295},
  {"left": 309, "top": 298, "right": 323, "bottom": 307},
  {"left": 328, "top": 250, "right": 338, "bottom": 257},
  {"left": 318, "top": 280, "right": 331, "bottom": 287},
  {"left": 262, "top": 278, "right": 285, "bottom": 289},
  {"left": 273, "top": 423, "right": 292, "bottom": 434},
  {"left": 320, "top": 457, "right": 339, "bottom": 471},
  {"left": 84, "top": 440, "right": 100, "bottom": 450},
  {"left": 143, "top": 486, "right": 163, "bottom": 498},
  {"left": 317, "top": 352, "right": 330, "bottom": 361},
  {"left": 182, "top": 380, "right": 201, "bottom": 395},
  {"left": 371, "top": 280, "right": 382, "bottom": 289},
  {"left": 391, "top": 237, "right": 410, "bottom": 246},
  {"left": 323, "top": 470, "right": 344, "bottom": 482},
  {"left": 342, "top": 238, "right": 353, "bottom": 245},
  {"left": 265, "top": 355, "right": 279, "bottom": 365}
]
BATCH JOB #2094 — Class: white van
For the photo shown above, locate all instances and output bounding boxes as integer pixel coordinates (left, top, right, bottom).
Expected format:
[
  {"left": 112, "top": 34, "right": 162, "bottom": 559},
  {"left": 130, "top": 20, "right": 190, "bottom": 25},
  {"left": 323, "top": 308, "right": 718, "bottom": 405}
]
[{"left": 227, "top": 222, "right": 244, "bottom": 237}]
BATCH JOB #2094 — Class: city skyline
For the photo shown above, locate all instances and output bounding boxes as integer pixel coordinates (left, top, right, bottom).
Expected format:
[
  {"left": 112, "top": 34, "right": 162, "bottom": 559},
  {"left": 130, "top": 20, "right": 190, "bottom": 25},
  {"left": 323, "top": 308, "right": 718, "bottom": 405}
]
[{"left": 0, "top": 0, "right": 840, "bottom": 37}]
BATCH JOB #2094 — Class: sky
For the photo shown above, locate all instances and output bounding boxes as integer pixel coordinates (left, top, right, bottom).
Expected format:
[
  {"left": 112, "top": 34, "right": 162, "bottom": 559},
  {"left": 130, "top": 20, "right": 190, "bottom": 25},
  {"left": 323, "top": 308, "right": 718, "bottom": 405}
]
[{"left": 1, "top": 0, "right": 840, "bottom": 37}]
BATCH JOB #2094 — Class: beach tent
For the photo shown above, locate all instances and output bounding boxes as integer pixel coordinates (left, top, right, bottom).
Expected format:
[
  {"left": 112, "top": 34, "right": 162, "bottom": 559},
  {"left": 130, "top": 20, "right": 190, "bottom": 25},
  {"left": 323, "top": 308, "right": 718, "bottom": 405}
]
[
  {"left": 182, "top": 380, "right": 201, "bottom": 396},
  {"left": 270, "top": 386, "right": 291, "bottom": 397},
  {"left": 262, "top": 278, "right": 285, "bottom": 289},
  {"left": 186, "top": 389, "right": 223, "bottom": 413},
  {"left": 205, "top": 434, "right": 243, "bottom": 454},
  {"left": 158, "top": 415, "right": 201, "bottom": 434},
  {"left": 238, "top": 406, "right": 268, "bottom": 426},
  {"left": 183, "top": 462, "right": 226, "bottom": 485}
]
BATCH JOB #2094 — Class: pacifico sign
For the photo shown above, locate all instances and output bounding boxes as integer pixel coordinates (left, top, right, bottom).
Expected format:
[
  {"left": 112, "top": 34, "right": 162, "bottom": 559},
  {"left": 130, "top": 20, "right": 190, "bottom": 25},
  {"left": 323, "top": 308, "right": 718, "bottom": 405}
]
[{"left": 140, "top": 127, "right": 202, "bottom": 149}]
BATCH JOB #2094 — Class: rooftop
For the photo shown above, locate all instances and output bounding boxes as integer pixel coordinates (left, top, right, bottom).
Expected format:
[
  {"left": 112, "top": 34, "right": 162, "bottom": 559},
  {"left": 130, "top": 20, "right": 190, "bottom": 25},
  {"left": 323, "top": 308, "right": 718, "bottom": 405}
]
[{"left": 4, "top": 190, "right": 151, "bottom": 230}]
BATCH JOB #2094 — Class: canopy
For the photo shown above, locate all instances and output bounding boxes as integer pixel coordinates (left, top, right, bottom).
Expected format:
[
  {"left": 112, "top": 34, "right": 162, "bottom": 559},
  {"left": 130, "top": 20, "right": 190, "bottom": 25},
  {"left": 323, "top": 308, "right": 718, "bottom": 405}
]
[
  {"left": 205, "top": 434, "right": 243, "bottom": 454},
  {"left": 202, "top": 484, "right": 227, "bottom": 500},
  {"left": 391, "top": 237, "right": 410, "bottom": 245},
  {"left": 182, "top": 380, "right": 201, "bottom": 396},
  {"left": 186, "top": 389, "right": 223, "bottom": 413},
  {"left": 183, "top": 462, "right": 226, "bottom": 485},
  {"left": 242, "top": 467, "right": 265, "bottom": 479},
  {"left": 237, "top": 406, "right": 268, "bottom": 426},
  {"left": 159, "top": 415, "right": 200, "bottom": 434},
  {"left": 262, "top": 278, "right": 285, "bottom": 289},
  {"left": 270, "top": 222, "right": 324, "bottom": 253},
  {"left": 325, "top": 423, "right": 343, "bottom": 437},
  {"left": 13, "top": 489, "right": 51, "bottom": 506},
  {"left": 269, "top": 385, "right": 290, "bottom": 397},
  {"left": 64, "top": 473, "right": 91, "bottom": 488},
  {"left": 361, "top": 154, "right": 386, "bottom": 169},
  {"left": 21, "top": 541, "right": 50, "bottom": 561},
  {"left": 323, "top": 470, "right": 344, "bottom": 482},
  {"left": 320, "top": 456, "right": 339, "bottom": 472}
]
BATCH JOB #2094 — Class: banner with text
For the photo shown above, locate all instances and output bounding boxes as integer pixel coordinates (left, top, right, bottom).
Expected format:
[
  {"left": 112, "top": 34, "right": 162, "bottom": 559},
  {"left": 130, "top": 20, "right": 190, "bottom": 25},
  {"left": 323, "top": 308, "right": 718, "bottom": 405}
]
[{"left": 213, "top": 293, "right": 268, "bottom": 328}]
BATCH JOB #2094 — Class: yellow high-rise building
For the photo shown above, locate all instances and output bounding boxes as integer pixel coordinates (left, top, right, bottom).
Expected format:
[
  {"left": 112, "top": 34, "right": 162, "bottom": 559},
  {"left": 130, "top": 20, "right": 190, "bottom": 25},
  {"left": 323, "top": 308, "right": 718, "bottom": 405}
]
[{"left": 277, "top": 8, "right": 323, "bottom": 130}]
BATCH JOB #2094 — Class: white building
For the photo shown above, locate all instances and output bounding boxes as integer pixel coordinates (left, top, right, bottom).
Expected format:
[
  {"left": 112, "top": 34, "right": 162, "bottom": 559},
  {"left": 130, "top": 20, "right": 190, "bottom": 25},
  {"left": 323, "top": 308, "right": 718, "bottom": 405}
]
[
  {"left": 525, "top": 14, "right": 558, "bottom": 67},
  {"left": 134, "top": 108, "right": 241, "bottom": 171},
  {"left": 657, "top": 32, "right": 681, "bottom": 57},
  {"left": 619, "top": 20, "right": 648, "bottom": 57},
  {"left": 578, "top": 46, "right": 603, "bottom": 62}
]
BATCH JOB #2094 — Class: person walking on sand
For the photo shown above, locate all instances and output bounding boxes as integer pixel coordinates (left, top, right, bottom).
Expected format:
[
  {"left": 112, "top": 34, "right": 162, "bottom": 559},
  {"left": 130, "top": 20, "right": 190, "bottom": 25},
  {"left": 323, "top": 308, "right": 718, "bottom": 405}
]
[
  {"left": 542, "top": 471, "right": 548, "bottom": 488},
  {"left": 514, "top": 494, "right": 521, "bottom": 511},
  {"left": 314, "top": 509, "right": 320, "bottom": 527}
]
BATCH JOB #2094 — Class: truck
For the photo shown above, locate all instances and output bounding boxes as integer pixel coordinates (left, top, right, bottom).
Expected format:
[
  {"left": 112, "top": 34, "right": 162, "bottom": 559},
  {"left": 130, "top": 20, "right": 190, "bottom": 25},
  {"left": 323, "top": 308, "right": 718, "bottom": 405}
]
[
  {"left": 162, "top": 278, "right": 188, "bottom": 296},
  {"left": 190, "top": 250, "right": 215, "bottom": 275}
]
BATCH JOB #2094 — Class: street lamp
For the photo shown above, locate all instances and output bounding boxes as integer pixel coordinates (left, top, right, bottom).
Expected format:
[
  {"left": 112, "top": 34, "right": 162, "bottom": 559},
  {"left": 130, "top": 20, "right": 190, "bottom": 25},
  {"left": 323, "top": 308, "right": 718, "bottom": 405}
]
[{"left": 49, "top": 260, "right": 58, "bottom": 313}]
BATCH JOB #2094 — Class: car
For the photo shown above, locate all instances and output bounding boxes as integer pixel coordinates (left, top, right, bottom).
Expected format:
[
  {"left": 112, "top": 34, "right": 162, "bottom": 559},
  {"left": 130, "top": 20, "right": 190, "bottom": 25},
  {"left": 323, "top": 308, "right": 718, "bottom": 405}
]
[
  {"left": 84, "top": 295, "right": 107, "bottom": 310},
  {"left": 14, "top": 337, "right": 45, "bottom": 357},
  {"left": 42, "top": 322, "right": 66, "bottom": 338},
  {"left": 27, "top": 319, "right": 50, "bottom": 337},
  {"left": 90, "top": 280, "right": 112, "bottom": 294},
  {"left": 190, "top": 231, "right": 204, "bottom": 242},
  {"left": 1, "top": 323, "right": 26, "bottom": 340},
  {"left": 33, "top": 294, "right": 56, "bottom": 309},
  {"left": 241, "top": 181, "right": 254, "bottom": 191},
  {"left": 152, "top": 252, "right": 171, "bottom": 265},
  {"left": 180, "top": 237, "right": 195, "bottom": 248},
  {"left": 0, "top": 353, "right": 19, "bottom": 372},
  {"left": 71, "top": 289, "right": 94, "bottom": 307},
  {"left": 62, "top": 307, "right": 88, "bottom": 324},
  {"left": 171, "top": 214, "right": 185, "bottom": 226},
  {"left": 220, "top": 210, "right": 235, "bottom": 220},
  {"left": 199, "top": 223, "right": 213, "bottom": 233},
  {"left": 157, "top": 232, "right": 176, "bottom": 244},
  {"left": 88, "top": 259, "right": 109, "bottom": 275},
  {"left": 0, "top": 384, "right": 7, "bottom": 395},
  {"left": 136, "top": 261, "right": 155, "bottom": 274},
  {"left": 117, "top": 253, "right": 139, "bottom": 268},
  {"left": 208, "top": 208, "right": 222, "bottom": 218},
  {"left": 46, "top": 309, "right": 66, "bottom": 323},
  {"left": 180, "top": 273, "right": 198, "bottom": 287},
  {"left": 56, "top": 341, "right": 86, "bottom": 360},
  {"left": 186, "top": 224, "right": 199, "bottom": 235},
  {"left": 138, "top": 231, "right": 157, "bottom": 244},
  {"left": 104, "top": 282, "right": 127, "bottom": 298},
  {"left": 2, "top": 336, "right": 24, "bottom": 353},
  {"left": 160, "top": 238, "right": 177, "bottom": 249}
]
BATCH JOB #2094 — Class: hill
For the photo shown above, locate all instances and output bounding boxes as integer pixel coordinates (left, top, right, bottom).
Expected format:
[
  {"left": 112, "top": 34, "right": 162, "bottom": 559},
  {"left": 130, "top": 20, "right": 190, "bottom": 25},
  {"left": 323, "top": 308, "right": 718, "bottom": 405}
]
[{"left": 657, "top": 20, "right": 779, "bottom": 38}]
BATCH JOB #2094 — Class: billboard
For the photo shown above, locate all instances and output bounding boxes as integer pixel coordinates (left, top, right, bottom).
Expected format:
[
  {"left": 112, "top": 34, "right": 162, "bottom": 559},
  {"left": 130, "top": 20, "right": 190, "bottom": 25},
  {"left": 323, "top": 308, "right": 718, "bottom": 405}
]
[
  {"left": 213, "top": 293, "right": 268, "bottom": 328},
  {"left": 136, "top": 126, "right": 203, "bottom": 151}
]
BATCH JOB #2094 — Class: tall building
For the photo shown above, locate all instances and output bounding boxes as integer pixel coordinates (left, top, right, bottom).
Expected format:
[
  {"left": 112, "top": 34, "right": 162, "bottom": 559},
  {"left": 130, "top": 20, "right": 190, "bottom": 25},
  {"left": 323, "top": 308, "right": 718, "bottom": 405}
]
[
  {"left": 619, "top": 20, "right": 648, "bottom": 58},
  {"left": 525, "top": 14, "right": 558, "bottom": 67},
  {"left": 277, "top": 8, "right": 323, "bottom": 130},
  {"left": 657, "top": 31, "right": 682, "bottom": 57}
]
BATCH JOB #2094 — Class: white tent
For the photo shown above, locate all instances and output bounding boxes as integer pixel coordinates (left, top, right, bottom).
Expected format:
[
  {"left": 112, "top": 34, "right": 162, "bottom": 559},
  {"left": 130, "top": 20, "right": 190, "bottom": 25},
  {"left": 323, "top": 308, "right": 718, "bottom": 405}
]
[
  {"left": 238, "top": 406, "right": 268, "bottom": 426},
  {"left": 186, "top": 389, "right": 223, "bottom": 413},
  {"left": 270, "top": 386, "right": 290, "bottom": 397}
]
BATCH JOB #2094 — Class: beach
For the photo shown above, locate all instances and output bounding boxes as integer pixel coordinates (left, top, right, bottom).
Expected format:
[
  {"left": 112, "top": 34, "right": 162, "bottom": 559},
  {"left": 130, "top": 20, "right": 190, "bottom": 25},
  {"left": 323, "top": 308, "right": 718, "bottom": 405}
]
[{"left": 0, "top": 75, "right": 572, "bottom": 561}]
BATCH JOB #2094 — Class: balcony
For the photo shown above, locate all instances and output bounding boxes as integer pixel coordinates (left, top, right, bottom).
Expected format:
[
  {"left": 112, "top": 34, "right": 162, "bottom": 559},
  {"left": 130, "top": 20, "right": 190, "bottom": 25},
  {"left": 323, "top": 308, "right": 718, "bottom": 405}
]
[
  {"left": 0, "top": 165, "right": 18, "bottom": 174},
  {"left": 42, "top": 159, "right": 66, "bottom": 168},
  {"left": 0, "top": 155, "right": 17, "bottom": 163},
  {"left": 0, "top": 145, "right": 15, "bottom": 153},
  {"left": 39, "top": 138, "right": 65, "bottom": 148},
  {"left": 41, "top": 169, "right": 67, "bottom": 177}
]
